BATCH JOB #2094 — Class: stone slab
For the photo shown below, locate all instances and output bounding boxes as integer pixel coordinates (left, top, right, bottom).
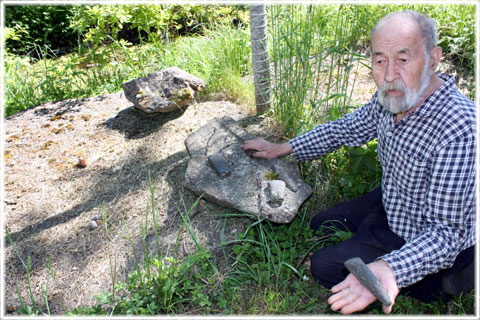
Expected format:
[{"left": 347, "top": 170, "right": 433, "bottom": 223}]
[{"left": 184, "top": 116, "right": 312, "bottom": 223}]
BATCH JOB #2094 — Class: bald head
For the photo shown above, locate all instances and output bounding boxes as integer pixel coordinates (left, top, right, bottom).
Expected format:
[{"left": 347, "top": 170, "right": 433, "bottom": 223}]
[{"left": 371, "top": 11, "right": 438, "bottom": 55}]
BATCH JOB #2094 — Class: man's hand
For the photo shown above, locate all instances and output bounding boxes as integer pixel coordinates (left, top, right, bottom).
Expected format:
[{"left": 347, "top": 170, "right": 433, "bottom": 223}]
[
  {"left": 242, "top": 139, "right": 292, "bottom": 159},
  {"left": 328, "top": 259, "right": 399, "bottom": 314}
]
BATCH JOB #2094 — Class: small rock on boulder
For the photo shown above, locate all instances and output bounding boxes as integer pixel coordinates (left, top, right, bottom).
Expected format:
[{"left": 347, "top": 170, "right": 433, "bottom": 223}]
[
  {"left": 184, "top": 116, "right": 312, "bottom": 224},
  {"left": 122, "top": 67, "right": 206, "bottom": 113}
]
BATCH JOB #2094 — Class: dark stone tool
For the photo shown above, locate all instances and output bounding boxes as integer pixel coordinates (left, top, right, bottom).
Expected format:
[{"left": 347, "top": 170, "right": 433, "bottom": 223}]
[
  {"left": 208, "top": 153, "right": 231, "bottom": 178},
  {"left": 344, "top": 257, "right": 392, "bottom": 306}
]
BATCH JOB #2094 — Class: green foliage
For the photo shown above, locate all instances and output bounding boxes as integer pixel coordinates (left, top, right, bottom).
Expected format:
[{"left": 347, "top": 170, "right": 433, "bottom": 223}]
[
  {"left": 434, "top": 6, "right": 475, "bottom": 71},
  {"left": 5, "top": 5, "right": 79, "bottom": 57},
  {"left": 5, "top": 5, "right": 249, "bottom": 58},
  {"left": 224, "top": 210, "right": 324, "bottom": 313},
  {"left": 70, "top": 5, "right": 166, "bottom": 49},
  {"left": 68, "top": 250, "right": 214, "bottom": 316},
  {"left": 108, "top": 252, "right": 213, "bottom": 315},
  {"left": 70, "top": 4, "right": 248, "bottom": 51},
  {"left": 166, "top": 27, "right": 253, "bottom": 104},
  {"left": 322, "top": 141, "right": 382, "bottom": 201}
]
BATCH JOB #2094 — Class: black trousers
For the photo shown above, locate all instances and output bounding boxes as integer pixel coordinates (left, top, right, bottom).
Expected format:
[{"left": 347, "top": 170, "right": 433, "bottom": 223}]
[{"left": 309, "top": 187, "right": 474, "bottom": 302}]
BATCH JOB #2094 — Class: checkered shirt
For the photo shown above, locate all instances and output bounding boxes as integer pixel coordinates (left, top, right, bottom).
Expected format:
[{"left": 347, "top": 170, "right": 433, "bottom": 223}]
[{"left": 290, "top": 73, "right": 476, "bottom": 288}]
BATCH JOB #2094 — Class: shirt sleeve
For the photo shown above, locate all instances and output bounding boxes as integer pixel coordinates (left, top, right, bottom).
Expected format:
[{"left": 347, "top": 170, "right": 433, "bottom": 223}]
[
  {"left": 289, "top": 96, "right": 380, "bottom": 162},
  {"left": 381, "top": 131, "right": 476, "bottom": 288}
]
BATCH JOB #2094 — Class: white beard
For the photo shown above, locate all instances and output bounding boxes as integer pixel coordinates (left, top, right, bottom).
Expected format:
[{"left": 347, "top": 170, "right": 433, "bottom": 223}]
[{"left": 378, "top": 58, "right": 433, "bottom": 114}]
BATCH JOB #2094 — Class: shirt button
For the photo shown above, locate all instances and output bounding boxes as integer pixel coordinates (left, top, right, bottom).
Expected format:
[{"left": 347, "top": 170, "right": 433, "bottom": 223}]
[{"left": 386, "top": 131, "right": 393, "bottom": 137}]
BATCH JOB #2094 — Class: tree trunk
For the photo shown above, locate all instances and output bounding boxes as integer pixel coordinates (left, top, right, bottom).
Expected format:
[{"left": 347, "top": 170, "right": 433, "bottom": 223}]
[{"left": 249, "top": 5, "right": 272, "bottom": 115}]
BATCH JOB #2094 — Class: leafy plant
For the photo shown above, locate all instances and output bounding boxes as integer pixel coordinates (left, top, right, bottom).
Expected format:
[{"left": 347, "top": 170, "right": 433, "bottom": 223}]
[
  {"left": 69, "top": 5, "right": 249, "bottom": 51},
  {"left": 5, "top": 5, "right": 79, "bottom": 57}
]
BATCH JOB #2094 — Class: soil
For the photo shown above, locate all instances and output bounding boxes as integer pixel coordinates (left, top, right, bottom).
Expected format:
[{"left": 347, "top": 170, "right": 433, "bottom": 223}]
[{"left": 3, "top": 59, "right": 470, "bottom": 315}]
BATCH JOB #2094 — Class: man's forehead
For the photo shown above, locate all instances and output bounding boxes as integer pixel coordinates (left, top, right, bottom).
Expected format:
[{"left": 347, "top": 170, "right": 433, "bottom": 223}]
[{"left": 372, "top": 47, "right": 413, "bottom": 57}]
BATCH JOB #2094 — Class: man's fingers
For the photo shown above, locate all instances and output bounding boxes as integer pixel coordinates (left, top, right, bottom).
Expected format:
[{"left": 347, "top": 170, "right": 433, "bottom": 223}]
[
  {"left": 328, "top": 274, "right": 379, "bottom": 314},
  {"left": 383, "top": 303, "right": 393, "bottom": 314},
  {"left": 328, "top": 286, "right": 349, "bottom": 305},
  {"left": 330, "top": 286, "right": 376, "bottom": 314},
  {"left": 242, "top": 139, "right": 266, "bottom": 150},
  {"left": 331, "top": 279, "right": 349, "bottom": 294},
  {"left": 381, "top": 289, "right": 396, "bottom": 314},
  {"left": 339, "top": 294, "right": 375, "bottom": 314},
  {"left": 329, "top": 289, "right": 359, "bottom": 311}
]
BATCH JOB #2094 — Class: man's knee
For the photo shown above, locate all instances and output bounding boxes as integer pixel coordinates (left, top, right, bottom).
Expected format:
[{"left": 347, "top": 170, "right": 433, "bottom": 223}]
[
  {"left": 310, "top": 246, "right": 348, "bottom": 288},
  {"left": 309, "top": 187, "right": 383, "bottom": 232}
]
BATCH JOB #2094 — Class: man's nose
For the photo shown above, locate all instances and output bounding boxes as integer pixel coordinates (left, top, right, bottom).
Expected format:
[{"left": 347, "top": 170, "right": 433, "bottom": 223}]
[{"left": 385, "top": 61, "right": 399, "bottom": 83}]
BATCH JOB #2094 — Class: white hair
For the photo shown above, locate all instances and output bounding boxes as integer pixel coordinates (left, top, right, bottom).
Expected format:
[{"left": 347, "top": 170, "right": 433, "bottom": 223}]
[{"left": 371, "top": 10, "right": 438, "bottom": 55}]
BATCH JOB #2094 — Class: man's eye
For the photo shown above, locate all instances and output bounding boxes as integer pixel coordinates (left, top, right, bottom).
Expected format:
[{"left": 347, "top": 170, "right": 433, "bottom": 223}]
[{"left": 398, "top": 58, "right": 408, "bottom": 64}]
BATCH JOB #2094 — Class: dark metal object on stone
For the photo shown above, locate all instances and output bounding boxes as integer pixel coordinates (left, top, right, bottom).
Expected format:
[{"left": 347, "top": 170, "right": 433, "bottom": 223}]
[
  {"left": 344, "top": 257, "right": 392, "bottom": 306},
  {"left": 208, "top": 153, "right": 231, "bottom": 178}
]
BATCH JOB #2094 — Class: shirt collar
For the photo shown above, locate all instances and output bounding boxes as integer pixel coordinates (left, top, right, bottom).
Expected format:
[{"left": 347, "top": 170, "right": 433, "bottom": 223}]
[{"left": 416, "top": 73, "right": 456, "bottom": 118}]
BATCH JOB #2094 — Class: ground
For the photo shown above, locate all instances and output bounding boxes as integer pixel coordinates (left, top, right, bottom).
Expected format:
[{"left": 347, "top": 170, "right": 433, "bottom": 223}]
[{"left": 3, "top": 91, "right": 280, "bottom": 314}]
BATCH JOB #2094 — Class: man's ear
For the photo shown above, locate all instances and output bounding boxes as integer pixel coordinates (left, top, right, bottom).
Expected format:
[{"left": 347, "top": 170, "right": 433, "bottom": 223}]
[{"left": 429, "top": 46, "right": 442, "bottom": 70}]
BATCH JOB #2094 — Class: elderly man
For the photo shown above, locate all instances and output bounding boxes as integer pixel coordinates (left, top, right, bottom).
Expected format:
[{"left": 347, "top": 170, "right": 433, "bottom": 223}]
[{"left": 243, "top": 10, "right": 475, "bottom": 314}]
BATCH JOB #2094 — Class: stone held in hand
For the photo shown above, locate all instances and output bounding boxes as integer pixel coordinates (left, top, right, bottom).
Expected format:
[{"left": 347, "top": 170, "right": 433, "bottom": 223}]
[
  {"left": 344, "top": 257, "right": 392, "bottom": 306},
  {"left": 121, "top": 67, "right": 206, "bottom": 113},
  {"left": 184, "top": 116, "right": 312, "bottom": 223}
]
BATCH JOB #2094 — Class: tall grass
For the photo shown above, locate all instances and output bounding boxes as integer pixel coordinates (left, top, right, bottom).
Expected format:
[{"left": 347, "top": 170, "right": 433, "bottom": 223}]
[
  {"left": 269, "top": 5, "right": 372, "bottom": 138},
  {"left": 269, "top": 5, "right": 378, "bottom": 206},
  {"left": 224, "top": 209, "right": 325, "bottom": 313}
]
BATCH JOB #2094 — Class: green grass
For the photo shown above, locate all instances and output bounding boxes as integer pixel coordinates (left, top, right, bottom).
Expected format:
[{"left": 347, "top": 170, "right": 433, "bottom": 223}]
[
  {"left": 8, "top": 178, "right": 474, "bottom": 316},
  {"left": 269, "top": 5, "right": 374, "bottom": 138}
]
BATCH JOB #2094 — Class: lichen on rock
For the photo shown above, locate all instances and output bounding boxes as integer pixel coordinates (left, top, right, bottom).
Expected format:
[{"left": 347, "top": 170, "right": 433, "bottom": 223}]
[{"left": 122, "top": 67, "right": 205, "bottom": 113}]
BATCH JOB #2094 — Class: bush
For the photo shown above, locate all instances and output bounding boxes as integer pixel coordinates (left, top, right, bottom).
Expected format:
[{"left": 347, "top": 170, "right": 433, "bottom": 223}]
[
  {"left": 5, "top": 5, "right": 79, "bottom": 57},
  {"left": 5, "top": 4, "right": 249, "bottom": 58}
]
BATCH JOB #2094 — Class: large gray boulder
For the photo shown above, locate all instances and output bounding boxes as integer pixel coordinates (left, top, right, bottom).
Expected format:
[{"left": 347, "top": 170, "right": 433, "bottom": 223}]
[
  {"left": 121, "top": 67, "right": 206, "bottom": 113},
  {"left": 184, "top": 116, "right": 312, "bottom": 223}
]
